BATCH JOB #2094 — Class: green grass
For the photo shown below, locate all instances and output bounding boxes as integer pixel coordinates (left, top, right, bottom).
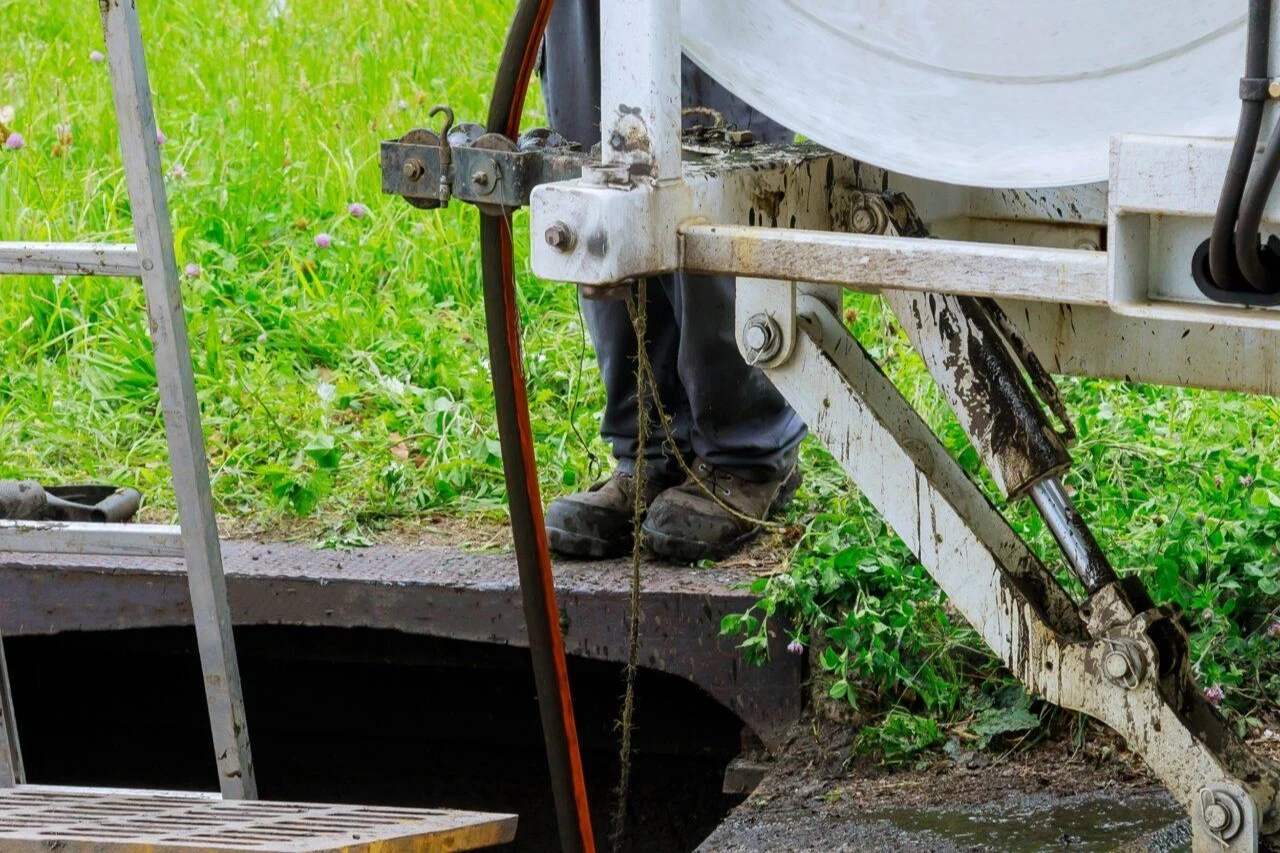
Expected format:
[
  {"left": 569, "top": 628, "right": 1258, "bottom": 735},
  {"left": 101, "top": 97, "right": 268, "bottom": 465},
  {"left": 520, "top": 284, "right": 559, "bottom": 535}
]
[
  {"left": 0, "top": 0, "right": 604, "bottom": 537},
  {"left": 3, "top": 0, "right": 1278, "bottom": 755}
]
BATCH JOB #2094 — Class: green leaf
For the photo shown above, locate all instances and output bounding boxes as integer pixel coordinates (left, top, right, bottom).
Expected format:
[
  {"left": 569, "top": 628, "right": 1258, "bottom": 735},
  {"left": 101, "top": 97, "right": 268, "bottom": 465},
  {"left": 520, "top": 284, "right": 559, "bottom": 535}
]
[{"left": 303, "top": 433, "right": 341, "bottom": 469}]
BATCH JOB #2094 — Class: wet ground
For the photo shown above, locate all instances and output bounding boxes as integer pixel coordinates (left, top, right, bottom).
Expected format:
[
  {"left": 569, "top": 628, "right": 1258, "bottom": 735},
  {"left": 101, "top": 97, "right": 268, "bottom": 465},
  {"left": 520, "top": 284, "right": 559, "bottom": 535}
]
[
  {"left": 696, "top": 715, "right": 1254, "bottom": 853},
  {"left": 702, "top": 788, "right": 1188, "bottom": 852}
]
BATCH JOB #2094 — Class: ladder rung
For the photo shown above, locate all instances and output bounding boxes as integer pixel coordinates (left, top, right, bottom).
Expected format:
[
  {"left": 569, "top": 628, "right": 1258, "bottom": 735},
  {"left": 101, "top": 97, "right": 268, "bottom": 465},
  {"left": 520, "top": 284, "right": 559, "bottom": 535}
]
[
  {"left": 0, "top": 242, "right": 142, "bottom": 278},
  {"left": 0, "top": 520, "right": 183, "bottom": 558}
]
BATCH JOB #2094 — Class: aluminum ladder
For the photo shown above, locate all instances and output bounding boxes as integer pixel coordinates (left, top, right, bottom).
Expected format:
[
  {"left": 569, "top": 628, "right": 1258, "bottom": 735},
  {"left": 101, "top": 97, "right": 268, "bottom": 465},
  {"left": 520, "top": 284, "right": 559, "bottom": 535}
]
[
  {"left": 0, "top": 4, "right": 518, "bottom": 850},
  {"left": 0, "top": 0, "right": 253, "bottom": 800}
]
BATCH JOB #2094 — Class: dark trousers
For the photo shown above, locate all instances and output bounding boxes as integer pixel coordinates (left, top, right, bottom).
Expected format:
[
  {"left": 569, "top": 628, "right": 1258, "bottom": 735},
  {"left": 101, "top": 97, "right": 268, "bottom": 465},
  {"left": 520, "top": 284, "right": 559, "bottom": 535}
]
[{"left": 540, "top": 0, "right": 806, "bottom": 483}]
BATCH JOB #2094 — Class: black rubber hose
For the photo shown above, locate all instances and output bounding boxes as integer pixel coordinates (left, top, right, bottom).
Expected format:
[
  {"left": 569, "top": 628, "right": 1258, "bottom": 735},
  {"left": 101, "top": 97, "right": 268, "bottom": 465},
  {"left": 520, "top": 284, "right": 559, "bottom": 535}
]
[
  {"left": 1236, "top": 111, "right": 1280, "bottom": 291},
  {"left": 480, "top": 2, "right": 597, "bottom": 852},
  {"left": 1211, "top": 0, "right": 1271, "bottom": 291}
]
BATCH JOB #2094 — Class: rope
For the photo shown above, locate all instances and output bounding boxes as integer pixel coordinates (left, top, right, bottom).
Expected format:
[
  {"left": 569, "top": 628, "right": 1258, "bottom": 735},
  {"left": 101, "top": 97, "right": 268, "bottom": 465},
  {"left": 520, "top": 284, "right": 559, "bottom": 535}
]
[
  {"left": 611, "top": 282, "right": 649, "bottom": 850},
  {"left": 634, "top": 341, "right": 789, "bottom": 532}
]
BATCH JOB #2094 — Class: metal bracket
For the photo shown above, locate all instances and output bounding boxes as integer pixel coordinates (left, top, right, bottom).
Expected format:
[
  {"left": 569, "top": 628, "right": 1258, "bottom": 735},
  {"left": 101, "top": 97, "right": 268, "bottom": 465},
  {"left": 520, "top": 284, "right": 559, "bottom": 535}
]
[
  {"left": 736, "top": 279, "right": 796, "bottom": 368},
  {"left": 381, "top": 121, "right": 590, "bottom": 214}
]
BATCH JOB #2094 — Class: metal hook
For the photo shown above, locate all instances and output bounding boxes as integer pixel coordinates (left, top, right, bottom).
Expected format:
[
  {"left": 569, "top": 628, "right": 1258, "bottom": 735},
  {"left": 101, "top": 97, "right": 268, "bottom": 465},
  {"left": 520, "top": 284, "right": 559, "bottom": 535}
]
[
  {"left": 428, "top": 104, "right": 455, "bottom": 140},
  {"left": 429, "top": 105, "right": 455, "bottom": 204}
]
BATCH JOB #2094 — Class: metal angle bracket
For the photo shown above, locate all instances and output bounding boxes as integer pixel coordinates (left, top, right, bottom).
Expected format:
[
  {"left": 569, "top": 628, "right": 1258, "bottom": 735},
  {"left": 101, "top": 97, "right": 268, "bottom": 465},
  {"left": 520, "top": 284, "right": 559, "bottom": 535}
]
[{"left": 736, "top": 279, "right": 796, "bottom": 369}]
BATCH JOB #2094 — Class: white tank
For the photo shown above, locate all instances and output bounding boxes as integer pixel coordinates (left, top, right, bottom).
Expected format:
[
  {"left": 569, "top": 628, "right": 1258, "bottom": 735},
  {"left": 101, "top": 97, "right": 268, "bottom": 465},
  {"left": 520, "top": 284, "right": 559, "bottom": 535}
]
[{"left": 681, "top": 1, "right": 1248, "bottom": 187}]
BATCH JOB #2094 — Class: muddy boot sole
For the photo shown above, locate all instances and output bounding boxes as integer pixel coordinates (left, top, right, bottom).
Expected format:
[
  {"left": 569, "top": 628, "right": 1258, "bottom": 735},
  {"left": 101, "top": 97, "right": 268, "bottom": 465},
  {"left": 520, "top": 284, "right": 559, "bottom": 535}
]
[
  {"left": 642, "top": 467, "right": 803, "bottom": 563},
  {"left": 546, "top": 524, "right": 632, "bottom": 560}
]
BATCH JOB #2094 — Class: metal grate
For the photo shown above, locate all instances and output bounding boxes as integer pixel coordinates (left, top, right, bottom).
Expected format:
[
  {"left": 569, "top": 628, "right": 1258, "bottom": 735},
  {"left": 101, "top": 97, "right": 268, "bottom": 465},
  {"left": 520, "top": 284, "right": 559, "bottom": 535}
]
[{"left": 0, "top": 786, "right": 517, "bottom": 853}]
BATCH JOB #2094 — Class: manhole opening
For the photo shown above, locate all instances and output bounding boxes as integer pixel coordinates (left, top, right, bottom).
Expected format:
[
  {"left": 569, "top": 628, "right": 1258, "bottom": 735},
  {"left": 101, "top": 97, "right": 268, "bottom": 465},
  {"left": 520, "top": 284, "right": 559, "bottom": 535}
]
[{"left": 5, "top": 626, "right": 748, "bottom": 852}]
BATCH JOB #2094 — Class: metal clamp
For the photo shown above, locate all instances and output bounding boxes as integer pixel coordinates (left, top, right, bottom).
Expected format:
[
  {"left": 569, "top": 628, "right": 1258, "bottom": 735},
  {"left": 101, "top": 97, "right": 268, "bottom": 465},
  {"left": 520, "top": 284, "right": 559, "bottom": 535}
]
[
  {"left": 382, "top": 115, "right": 591, "bottom": 213},
  {"left": 1239, "top": 77, "right": 1280, "bottom": 101}
]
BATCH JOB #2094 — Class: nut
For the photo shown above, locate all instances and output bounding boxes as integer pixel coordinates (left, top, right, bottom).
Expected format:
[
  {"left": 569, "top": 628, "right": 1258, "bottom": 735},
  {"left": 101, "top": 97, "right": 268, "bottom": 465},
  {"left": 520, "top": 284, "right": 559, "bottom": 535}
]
[
  {"left": 544, "top": 222, "right": 575, "bottom": 253},
  {"left": 471, "top": 170, "right": 490, "bottom": 187},
  {"left": 402, "top": 159, "right": 426, "bottom": 182},
  {"left": 851, "top": 205, "right": 883, "bottom": 235},
  {"left": 742, "top": 314, "right": 782, "bottom": 363},
  {"left": 744, "top": 323, "right": 772, "bottom": 353}
]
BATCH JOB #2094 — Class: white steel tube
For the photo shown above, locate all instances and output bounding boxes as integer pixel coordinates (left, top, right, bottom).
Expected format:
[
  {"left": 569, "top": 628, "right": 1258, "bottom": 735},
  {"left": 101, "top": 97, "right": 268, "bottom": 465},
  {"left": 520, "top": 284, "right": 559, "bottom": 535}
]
[
  {"left": 600, "top": 0, "right": 682, "bottom": 180},
  {"left": 0, "top": 243, "right": 141, "bottom": 278},
  {"left": 0, "top": 520, "right": 184, "bottom": 557}
]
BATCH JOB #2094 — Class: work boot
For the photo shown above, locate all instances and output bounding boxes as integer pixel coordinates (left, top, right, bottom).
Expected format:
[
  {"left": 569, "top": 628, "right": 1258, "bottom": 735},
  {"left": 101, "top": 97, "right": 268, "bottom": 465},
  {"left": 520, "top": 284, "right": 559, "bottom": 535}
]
[
  {"left": 546, "top": 467, "right": 682, "bottom": 559},
  {"left": 642, "top": 459, "right": 802, "bottom": 562}
]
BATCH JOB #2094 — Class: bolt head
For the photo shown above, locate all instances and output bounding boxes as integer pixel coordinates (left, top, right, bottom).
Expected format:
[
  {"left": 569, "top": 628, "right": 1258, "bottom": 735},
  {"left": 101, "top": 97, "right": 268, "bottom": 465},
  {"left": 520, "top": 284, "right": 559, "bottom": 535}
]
[
  {"left": 471, "top": 170, "right": 489, "bottom": 187},
  {"left": 544, "top": 222, "right": 574, "bottom": 252},
  {"left": 1104, "top": 650, "right": 1131, "bottom": 680},
  {"left": 1270, "top": 80, "right": 1280, "bottom": 99},
  {"left": 852, "top": 207, "right": 878, "bottom": 234},
  {"left": 744, "top": 323, "right": 771, "bottom": 352},
  {"left": 609, "top": 131, "right": 626, "bottom": 150},
  {"left": 403, "top": 159, "right": 425, "bottom": 181},
  {"left": 1204, "top": 802, "right": 1230, "bottom": 832}
]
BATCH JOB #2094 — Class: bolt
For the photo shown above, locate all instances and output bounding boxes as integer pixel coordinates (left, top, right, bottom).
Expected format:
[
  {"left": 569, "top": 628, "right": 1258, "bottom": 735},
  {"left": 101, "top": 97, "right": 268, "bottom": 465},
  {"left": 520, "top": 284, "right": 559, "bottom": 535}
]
[
  {"left": 403, "top": 159, "right": 426, "bottom": 182},
  {"left": 1270, "top": 80, "right": 1280, "bottom": 99},
  {"left": 471, "top": 170, "right": 490, "bottom": 187},
  {"left": 744, "top": 323, "right": 772, "bottom": 352},
  {"left": 852, "top": 207, "right": 879, "bottom": 234},
  {"left": 609, "top": 131, "right": 626, "bottom": 150},
  {"left": 1104, "top": 651, "right": 1132, "bottom": 681},
  {"left": 743, "top": 314, "right": 782, "bottom": 362},
  {"left": 1074, "top": 239, "right": 1100, "bottom": 251},
  {"left": 544, "top": 222, "right": 575, "bottom": 253},
  {"left": 1204, "top": 803, "right": 1231, "bottom": 832}
]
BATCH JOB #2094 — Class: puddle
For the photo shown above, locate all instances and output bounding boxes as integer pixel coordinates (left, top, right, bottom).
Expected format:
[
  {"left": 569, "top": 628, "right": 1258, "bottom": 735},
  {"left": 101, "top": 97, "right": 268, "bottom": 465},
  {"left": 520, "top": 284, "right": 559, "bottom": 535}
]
[{"left": 857, "top": 791, "right": 1188, "bottom": 852}]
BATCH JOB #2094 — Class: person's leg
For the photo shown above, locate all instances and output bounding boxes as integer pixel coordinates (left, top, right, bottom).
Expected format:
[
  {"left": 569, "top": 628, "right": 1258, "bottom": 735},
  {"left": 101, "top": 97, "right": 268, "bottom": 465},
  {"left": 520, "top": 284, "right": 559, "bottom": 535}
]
[
  {"left": 642, "top": 65, "right": 809, "bottom": 561},
  {"left": 581, "top": 284, "right": 691, "bottom": 482},
  {"left": 540, "top": 2, "right": 689, "bottom": 556}
]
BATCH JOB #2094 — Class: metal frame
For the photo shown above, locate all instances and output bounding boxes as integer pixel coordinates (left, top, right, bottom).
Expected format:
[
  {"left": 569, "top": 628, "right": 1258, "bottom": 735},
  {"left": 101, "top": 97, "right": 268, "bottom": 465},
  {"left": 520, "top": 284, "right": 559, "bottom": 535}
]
[
  {"left": 518, "top": 3, "right": 1280, "bottom": 850},
  {"left": 0, "top": 0, "right": 255, "bottom": 799},
  {"left": 758, "top": 295, "right": 1279, "bottom": 852}
]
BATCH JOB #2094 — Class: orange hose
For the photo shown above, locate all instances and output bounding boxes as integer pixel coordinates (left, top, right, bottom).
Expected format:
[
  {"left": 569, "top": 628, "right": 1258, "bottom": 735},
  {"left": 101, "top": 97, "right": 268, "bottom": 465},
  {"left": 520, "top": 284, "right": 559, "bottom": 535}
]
[{"left": 483, "top": 0, "right": 598, "bottom": 850}]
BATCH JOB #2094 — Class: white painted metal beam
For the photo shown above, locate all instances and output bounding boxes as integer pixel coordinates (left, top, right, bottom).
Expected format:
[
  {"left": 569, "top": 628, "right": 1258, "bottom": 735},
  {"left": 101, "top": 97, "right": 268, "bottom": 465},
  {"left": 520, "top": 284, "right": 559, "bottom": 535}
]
[
  {"left": 0, "top": 242, "right": 141, "bottom": 278},
  {"left": 1003, "top": 300, "right": 1280, "bottom": 397},
  {"left": 0, "top": 521, "right": 183, "bottom": 558},
  {"left": 600, "top": 0, "right": 682, "bottom": 180},
  {"left": 681, "top": 224, "right": 1110, "bottom": 305}
]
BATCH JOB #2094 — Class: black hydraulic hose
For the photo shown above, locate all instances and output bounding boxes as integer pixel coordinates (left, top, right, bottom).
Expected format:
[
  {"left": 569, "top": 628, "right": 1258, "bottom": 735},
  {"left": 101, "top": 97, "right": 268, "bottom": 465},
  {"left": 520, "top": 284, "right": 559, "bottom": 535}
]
[
  {"left": 479, "top": 2, "right": 597, "bottom": 852},
  {"left": 1211, "top": 0, "right": 1272, "bottom": 291},
  {"left": 1237, "top": 112, "right": 1280, "bottom": 291}
]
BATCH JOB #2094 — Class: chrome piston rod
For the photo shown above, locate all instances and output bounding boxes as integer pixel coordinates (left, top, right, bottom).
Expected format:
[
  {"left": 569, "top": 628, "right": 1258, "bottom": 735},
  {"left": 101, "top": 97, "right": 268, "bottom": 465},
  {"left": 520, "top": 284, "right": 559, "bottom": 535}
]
[{"left": 1029, "top": 477, "right": 1119, "bottom": 594}]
